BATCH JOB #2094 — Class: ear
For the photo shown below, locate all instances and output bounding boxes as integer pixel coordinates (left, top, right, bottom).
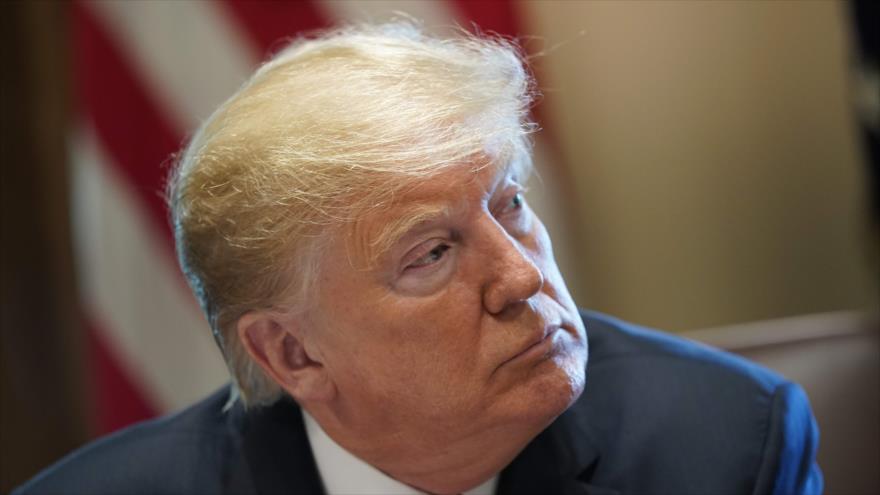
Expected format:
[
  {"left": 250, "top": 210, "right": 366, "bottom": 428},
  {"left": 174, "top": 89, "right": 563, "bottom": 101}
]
[{"left": 236, "top": 311, "right": 336, "bottom": 403}]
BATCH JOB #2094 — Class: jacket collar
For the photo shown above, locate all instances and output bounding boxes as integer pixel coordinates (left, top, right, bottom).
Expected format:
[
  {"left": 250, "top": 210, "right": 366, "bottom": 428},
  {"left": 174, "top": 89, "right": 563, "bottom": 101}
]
[
  {"left": 224, "top": 396, "right": 325, "bottom": 495},
  {"left": 223, "top": 394, "right": 613, "bottom": 495},
  {"left": 497, "top": 404, "right": 616, "bottom": 495}
]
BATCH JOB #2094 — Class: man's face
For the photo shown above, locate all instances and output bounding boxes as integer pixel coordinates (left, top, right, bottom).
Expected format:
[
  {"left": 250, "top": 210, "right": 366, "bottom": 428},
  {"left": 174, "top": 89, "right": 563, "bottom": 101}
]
[{"left": 302, "top": 158, "right": 587, "bottom": 454}]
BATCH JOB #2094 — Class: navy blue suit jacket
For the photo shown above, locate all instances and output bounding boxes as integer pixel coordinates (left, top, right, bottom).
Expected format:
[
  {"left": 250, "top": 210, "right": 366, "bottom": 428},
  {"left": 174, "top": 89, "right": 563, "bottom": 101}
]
[{"left": 16, "top": 311, "right": 822, "bottom": 494}]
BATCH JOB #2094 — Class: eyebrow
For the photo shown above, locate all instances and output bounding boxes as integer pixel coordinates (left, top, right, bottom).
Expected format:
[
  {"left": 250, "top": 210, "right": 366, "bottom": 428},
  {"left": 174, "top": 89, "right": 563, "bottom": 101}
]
[
  {"left": 355, "top": 160, "right": 522, "bottom": 267},
  {"left": 362, "top": 203, "right": 454, "bottom": 266}
]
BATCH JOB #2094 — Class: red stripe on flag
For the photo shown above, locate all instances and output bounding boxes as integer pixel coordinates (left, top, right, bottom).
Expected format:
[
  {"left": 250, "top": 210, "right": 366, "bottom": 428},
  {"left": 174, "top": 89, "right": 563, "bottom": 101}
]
[
  {"left": 450, "top": 0, "right": 522, "bottom": 37},
  {"left": 85, "top": 316, "right": 159, "bottom": 436},
  {"left": 72, "top": 1, "right": 183, "bottom": 251},
  {"left": 73, "top": 2, "right": 194, "bottom": 432},
  {"left": 220, "top": 0, "right": 331, "bottom": 60}
]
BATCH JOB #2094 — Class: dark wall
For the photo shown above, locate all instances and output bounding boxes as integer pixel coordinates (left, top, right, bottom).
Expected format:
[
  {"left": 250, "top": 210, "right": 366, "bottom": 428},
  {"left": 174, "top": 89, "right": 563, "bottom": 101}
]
[{"left": 0, "top": 2, "right": 90, "bottom": 491}]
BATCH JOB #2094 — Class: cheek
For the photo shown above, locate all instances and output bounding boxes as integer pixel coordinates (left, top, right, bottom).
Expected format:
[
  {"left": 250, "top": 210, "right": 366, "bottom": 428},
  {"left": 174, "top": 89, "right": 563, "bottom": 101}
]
[
  {"left": 323, "top": 282, "right": 485, "bottom": 398},
  {"left": 527, "top": 219, "right": 560, "bottom": 280},
  {"left": 531, "top": 219, "right": 581, "bottom": 315},
  {"left": 378, "top": 284, "right": 484, "bottom": 371}
]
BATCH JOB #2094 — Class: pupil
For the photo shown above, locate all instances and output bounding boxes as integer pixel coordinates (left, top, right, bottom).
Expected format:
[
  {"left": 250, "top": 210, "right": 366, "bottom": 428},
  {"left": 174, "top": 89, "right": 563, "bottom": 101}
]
[{"left": 430, "top": 245, "right": 448, "bottom": 260}]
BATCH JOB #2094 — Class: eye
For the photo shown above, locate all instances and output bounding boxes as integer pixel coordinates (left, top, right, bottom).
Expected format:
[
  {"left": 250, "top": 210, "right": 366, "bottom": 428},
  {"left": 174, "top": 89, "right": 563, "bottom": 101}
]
[
  {"left": 492, "top": 186, "right": 531, "bottom": 236},
  {"left": 406, "top": 243, "right": 451, "bottom": 270},
  {"left": 498, "top": 190, "right": 525, "bottom": 215},
  {"left": 510, "top": 192, "right": 524, "bottom": 210}
]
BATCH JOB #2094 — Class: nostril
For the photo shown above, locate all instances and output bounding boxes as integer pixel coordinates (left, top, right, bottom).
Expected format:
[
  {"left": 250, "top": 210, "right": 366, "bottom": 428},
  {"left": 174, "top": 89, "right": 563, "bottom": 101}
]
[{"left": 490, "top": 297, "right": 531, "bottom": 321}]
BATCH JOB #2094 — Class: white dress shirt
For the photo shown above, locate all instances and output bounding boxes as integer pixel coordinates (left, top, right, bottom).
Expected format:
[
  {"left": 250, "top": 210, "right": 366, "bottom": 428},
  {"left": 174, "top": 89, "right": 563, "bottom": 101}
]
[{"left": 303, "top": 411, "right": 498, "bottom": 495}]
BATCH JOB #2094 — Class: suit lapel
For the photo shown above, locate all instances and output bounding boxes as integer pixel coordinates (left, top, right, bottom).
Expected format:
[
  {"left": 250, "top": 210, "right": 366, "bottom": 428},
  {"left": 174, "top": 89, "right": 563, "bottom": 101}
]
[{"left": 497, "top": 406, "right": 618, "bottom": 495}]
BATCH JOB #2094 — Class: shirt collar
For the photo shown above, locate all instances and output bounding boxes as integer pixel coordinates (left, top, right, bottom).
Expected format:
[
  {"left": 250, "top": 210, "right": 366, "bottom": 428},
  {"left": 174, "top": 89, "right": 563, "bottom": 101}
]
[{"left": 303, "top": 411, "right": 498, "bottom": 495}]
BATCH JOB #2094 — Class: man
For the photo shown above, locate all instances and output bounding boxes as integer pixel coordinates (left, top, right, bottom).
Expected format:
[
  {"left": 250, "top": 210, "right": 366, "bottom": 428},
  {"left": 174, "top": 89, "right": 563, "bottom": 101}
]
[{"left": 18, "top": 23, "right": 821, "bottom": 494}]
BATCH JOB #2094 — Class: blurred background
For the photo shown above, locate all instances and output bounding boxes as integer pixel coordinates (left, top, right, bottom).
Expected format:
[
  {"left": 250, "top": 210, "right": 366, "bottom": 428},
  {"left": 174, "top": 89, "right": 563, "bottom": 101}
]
[{"left": 2, "top": 0, "right": 877, "bottom": 493}]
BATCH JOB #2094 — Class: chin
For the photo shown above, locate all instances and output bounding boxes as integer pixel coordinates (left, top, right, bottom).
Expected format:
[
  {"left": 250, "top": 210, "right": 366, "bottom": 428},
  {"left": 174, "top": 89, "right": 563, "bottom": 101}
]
[{"left": 493, "top": 352, "right": 586, "bottom": 428}]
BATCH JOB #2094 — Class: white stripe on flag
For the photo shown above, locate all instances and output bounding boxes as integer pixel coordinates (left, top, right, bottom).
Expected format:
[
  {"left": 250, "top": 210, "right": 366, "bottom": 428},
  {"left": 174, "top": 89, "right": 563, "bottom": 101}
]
[
  {"left": 87, "top": 0, "right": 258, "bottom": 131},
  {"left": 71, "top": 125, "right": 228, "bottom": 412},
  {"left": 316, "top": 0, "right": 458, "bottom": 26}
]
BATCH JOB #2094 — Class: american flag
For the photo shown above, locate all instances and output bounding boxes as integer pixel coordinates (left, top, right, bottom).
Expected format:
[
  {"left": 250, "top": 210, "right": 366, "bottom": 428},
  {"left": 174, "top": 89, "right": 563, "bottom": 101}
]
[{"left": 71, "top": 0, "right": 576, "bottom": 435}]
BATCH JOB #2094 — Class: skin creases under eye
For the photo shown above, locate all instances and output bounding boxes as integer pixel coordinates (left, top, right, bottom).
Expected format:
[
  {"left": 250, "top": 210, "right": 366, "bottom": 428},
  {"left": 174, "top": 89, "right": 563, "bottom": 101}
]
[{"left": 394, "top": 238, "right": 457, "bottom": 294}]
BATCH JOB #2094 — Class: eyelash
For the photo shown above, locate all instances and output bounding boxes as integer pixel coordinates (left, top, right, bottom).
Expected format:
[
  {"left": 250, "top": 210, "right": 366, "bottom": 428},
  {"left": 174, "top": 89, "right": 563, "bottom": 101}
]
[{"left": 407, "top": 243, "right": 452, "bottom": 270}]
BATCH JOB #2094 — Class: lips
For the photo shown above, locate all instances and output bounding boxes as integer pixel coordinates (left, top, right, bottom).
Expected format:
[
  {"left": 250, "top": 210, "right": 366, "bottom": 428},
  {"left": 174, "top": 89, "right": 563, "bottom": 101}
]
[{"left": 508, "top": 324, "right": 560, "bottom": 363}]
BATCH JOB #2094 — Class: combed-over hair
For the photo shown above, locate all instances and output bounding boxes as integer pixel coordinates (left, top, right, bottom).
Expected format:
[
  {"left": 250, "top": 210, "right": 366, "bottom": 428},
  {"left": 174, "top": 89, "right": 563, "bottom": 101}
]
[{"left": 167, "top": 21, "right": 537, "bottom": 407}]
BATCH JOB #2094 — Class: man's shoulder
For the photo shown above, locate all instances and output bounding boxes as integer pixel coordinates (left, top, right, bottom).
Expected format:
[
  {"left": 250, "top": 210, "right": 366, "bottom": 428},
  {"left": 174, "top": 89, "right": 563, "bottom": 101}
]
[
  {"left": 14, "top": 387, "right": 238, "bottom": 495},
  {"left": 573, "top": 310, "right": 821, "bottom": 493},
  {"left": 580, "top": 308, "right": 786, "bottom": 392},
  {"left": 577, "top": 308, "right": 792, "bottom": 427}
]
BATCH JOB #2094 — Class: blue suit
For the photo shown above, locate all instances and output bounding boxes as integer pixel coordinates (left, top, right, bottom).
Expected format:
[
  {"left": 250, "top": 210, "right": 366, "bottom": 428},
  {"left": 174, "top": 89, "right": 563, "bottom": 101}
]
[{"left": 16, "top": 311, "right": 822, "bottom": 494}]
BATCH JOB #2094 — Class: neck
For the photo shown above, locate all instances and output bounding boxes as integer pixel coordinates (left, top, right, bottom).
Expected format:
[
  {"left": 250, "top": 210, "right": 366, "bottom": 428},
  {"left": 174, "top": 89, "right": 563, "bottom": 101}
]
[{"left": 305, "top": 403, "right": 550, "bottom": 495}]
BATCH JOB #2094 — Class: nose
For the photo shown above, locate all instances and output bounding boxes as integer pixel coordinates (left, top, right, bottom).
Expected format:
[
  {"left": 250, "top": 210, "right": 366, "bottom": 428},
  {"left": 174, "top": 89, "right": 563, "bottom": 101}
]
[{"left": 481, "top": 221, "right": 544, "bottom": 315}]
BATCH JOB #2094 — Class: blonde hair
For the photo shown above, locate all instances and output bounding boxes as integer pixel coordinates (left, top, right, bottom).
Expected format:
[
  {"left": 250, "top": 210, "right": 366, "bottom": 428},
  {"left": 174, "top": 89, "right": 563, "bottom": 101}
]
[{"left": 167, "top": 22, "right": 537, "bottom": 407}]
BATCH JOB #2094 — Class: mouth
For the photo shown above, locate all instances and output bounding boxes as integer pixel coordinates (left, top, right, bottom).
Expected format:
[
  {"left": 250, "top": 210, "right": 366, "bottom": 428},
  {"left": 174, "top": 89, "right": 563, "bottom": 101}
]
[{"left": 502, "top": 325, "right": 561, "bottom": 367}]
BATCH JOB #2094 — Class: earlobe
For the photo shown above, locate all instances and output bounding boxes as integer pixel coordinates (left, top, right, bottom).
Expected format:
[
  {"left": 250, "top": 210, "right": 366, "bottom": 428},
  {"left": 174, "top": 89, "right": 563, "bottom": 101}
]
[{"left": 237, "top": 312, "right": 336, "bottom": 403}]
